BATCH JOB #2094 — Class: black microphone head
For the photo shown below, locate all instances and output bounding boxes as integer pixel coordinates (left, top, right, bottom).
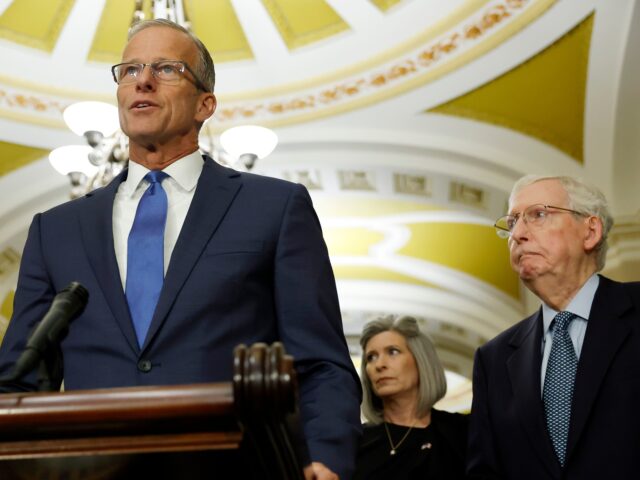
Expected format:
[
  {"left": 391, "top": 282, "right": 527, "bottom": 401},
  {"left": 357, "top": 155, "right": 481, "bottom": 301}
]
[
  {"left": 7, "top": 282, "right": 89, "bottom": 385},
  {"left": 63, "top": 282, "right": 89, "bottom": 307}
]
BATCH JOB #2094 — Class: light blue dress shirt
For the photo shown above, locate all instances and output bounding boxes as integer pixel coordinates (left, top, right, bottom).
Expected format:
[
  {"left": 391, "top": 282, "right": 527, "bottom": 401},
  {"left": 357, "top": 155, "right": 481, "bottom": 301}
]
[{"left": 540, "top": 274, "right": 600, "bottom": 395}]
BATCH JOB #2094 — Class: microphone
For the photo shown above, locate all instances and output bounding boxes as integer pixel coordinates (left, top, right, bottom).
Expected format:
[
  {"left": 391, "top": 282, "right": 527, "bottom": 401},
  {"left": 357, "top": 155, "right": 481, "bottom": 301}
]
[{"left": 9, "top": 282, "right": 89, "bottom": 383}]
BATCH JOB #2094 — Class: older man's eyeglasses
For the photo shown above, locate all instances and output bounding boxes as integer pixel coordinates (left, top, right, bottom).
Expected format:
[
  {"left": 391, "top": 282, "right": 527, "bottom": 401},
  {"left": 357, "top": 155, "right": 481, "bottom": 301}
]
[
  {"left": 111, "top": 61, "right": 208, "bottom": 92},
  {"left": 494, "top": 204, "right": 586, "bottom": 238}
]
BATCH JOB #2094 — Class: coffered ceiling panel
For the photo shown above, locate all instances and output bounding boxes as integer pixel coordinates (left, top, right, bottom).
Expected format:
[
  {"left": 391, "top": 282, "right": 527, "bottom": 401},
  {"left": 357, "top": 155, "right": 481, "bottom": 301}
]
[
  {"left": 429, "top": 12, "right": 593, "bottom": 162},
  {"left": 188, "top": 0, "right": 253, "bottom": 63},
  {"left": 260, "top": 0, "right": 349, "bottom": 50},
  {"left": 0, "top": 0, "right": 74, "bottom": 51},
  {"left": 89, "top": 0, "right": 136, "bottom": 63}
]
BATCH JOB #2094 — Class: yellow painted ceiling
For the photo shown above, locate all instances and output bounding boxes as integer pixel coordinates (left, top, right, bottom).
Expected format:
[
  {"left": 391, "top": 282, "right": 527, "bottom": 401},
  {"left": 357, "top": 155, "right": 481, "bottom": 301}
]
[
  {"left": 90, "top": 0, "right": 255, "bottom": 64},
  {"left": 187, "top": 0, "right": 252, "bottom": 63},
  {"left": 0, "top": 0, "right": 559, "bottom": 134},
  {"left": 370, "top": 0, "right": 404, "bottom": 12},
  {"left": 0, "top": 290, "right": 13, "bottom": 320},
  {"left": 314, "top": 198, "right": 445, "bottom": 218},
  {"left": 87, "top": 0, "right": 348, "bottom": 64},
  {"left": 0, "top": 0, "right": 74, "bottom": 51},
  {"left": 326, "top": 227, "right": 385, "bottom": 256},
  {"left": 400, "top": 223, "right": 519, "bottom": 298},
  {"left": 428, "top": 13, "right": 594, "bottom": 163},
  {"left": 333, "top": 265, "right": 441, "bottom": 290},
  {"left": 316, "top": 198, "right": 519, "bottom": 299},
  {"left": 261, "top": 0, "right": 349, "bottom": 50},
  {"left": 324, "top": 221, "right": 519, "bottom": 298},
  {"left": 89, "top": 0, "right": 136, "bottom": 63},
  {"left": 0, "top": 141, "right": 48, "bottom": 176},
  {"left": 0, "top": 290, "right": 14, "bottom": 344}
]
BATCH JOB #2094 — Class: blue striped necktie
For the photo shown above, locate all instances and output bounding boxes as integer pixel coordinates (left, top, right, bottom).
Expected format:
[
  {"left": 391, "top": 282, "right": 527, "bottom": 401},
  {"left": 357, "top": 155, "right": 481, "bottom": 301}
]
[
  {"left": 543, "top": 311, "right": 578, "bottom": 466},
  {"left": 125, "top": 170, "right": 169, "bottom": 348}
]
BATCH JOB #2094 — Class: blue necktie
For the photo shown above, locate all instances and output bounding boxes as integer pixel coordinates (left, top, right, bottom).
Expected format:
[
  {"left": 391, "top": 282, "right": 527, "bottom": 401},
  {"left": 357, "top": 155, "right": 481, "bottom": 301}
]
[
  {"left": 543, "top": 311, "right": 578, "bottom": 466},
  {"left": 125, "top": 170, "right": 168, "bottom": 348}
]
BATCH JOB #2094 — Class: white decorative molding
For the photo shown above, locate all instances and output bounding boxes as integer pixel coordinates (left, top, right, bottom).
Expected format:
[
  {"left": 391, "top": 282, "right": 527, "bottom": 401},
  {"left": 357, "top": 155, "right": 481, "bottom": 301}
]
[{"left": 604, "top": 214, "right": 640, "bottom": 271}]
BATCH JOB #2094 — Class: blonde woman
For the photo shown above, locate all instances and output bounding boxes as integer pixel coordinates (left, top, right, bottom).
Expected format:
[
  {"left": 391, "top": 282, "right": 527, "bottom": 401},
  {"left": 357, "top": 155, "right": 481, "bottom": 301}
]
[{"left": 354, "top": 316, "right": 468, "bottom": 480}]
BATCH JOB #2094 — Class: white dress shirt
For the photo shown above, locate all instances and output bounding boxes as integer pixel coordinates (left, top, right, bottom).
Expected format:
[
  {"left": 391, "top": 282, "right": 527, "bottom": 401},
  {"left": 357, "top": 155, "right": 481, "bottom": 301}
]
[
  {"left": 113, "top": 151, "right": 204, "bottom": 289},
  {"left": 539, "top": 273, "right": 599, "bottom": 394}
]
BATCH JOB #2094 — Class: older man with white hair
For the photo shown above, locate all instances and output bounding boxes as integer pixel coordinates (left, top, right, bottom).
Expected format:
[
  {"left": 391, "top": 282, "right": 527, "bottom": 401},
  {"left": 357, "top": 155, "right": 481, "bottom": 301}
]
[{"left": 467, "top": 175, "right": 640, "bottom": 480}]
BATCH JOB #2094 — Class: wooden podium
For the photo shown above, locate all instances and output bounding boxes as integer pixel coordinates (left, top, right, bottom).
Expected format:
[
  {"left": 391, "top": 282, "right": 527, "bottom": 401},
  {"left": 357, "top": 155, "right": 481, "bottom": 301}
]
[{"left": 0, "top": 343, "right": 307, "bottom": 479}]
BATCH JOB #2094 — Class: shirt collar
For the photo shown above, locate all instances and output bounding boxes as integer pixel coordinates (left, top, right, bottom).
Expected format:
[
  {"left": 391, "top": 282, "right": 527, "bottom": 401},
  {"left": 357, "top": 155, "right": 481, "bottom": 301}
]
[
  {"left": 542, "top": 273, "right": 600, "bottom": 333},
  {"left": 123, "top": 151, "right": 204, "bottom": 196}
]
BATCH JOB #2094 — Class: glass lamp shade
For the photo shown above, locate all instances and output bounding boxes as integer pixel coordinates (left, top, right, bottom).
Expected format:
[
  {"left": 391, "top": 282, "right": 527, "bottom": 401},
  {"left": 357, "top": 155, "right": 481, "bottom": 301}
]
[
  {"left": 63, "top": 101, "right": 120, "bottom": 137},
  {"left": 219, "top": 125, "right": 278, "bottom": 160},
  {"left": 49, "top": 145, "right": 100, "bottom": 176}
]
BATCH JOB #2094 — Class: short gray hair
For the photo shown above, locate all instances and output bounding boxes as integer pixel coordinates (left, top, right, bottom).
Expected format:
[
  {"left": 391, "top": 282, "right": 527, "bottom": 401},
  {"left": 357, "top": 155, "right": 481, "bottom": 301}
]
[
  {"left": 359, "top": 315, "right": 447, "bottom": 424},
  {"left": 128, "top": 19, "right": 215, "bottom": 92},
  {"left": 510, "top": 175, "right": 613, "bottom": 271}
]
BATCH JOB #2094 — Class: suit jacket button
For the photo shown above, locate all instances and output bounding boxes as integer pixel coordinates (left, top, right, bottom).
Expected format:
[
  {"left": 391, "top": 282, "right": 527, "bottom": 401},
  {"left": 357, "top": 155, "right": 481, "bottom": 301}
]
[{"left": 138, "top": 360, "right": 152, "bottom": 373}]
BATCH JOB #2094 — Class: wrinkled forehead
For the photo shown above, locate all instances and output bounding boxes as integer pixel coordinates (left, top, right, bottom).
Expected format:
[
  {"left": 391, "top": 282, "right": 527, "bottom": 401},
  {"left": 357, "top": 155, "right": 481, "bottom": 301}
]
[{"left": 508, "top": 179, "right": 569, "bottom": 214}]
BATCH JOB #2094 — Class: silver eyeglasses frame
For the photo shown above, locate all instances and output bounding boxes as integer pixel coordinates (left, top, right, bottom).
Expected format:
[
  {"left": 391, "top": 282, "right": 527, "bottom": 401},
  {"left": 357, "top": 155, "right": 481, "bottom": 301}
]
[
  {"left": 111, "top": 60, "right": 208, "bottom": 92},
  {"left": 494, "top": 204, "right": 586, "bottom": 239}
]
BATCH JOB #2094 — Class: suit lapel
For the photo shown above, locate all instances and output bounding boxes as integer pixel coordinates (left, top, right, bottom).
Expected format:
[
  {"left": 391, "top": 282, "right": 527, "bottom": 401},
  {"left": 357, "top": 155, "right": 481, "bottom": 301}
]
[
  {"left": 142, "top": 158, "right": 242, "bottom": 350},
  {"left": 79, "top": 170, "right": 140, "bottom": 354},
  {"left": 506, "top": 311, "right": 561, "bottom": 477},
  {"left": 566, "top": 276, "right": 632, "bottom": 460}
]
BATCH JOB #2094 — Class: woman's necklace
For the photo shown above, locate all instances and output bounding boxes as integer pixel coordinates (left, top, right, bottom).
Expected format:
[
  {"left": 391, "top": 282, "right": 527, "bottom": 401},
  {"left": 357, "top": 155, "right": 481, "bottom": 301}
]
[{"left": 383, "top": 420, "right": 418, "bottom": 456}]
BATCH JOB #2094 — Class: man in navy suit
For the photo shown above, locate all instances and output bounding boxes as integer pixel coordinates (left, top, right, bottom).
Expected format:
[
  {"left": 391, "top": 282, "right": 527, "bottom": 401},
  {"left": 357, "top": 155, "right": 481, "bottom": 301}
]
[
  {"left": 467, "top": 175, "right": 640, "bottom": 479},
  {"left": 0, "top": 19, "right": 360, "bottom": 480}
]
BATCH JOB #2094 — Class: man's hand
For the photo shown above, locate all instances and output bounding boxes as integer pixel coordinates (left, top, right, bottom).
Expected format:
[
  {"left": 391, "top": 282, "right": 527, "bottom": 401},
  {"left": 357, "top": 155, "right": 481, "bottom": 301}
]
[{"left": 304, "top": 461, "right": 339, "bottom": 480}]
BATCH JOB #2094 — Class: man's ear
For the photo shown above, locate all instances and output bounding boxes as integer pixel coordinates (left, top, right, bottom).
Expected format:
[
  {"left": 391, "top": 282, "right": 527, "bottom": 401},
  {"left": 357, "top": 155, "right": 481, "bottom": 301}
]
[
  {"left": 583, "top": 215, "right": 603, "bottom": 252},
  {"left": 196, "top": 92, "right": 216, "bottom": 123}
]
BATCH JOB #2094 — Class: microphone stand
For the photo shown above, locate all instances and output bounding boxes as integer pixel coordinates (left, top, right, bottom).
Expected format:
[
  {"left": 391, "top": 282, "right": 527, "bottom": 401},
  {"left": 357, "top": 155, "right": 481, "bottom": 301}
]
[
  {"left": 0, "top": 282, "right": 88, "bottom": 392},
  {"left": 36, "top": 341, "right": 65, "bottom": 392},
  {"left": 0, "top": 331, "right": 66, "bottom": 392}
]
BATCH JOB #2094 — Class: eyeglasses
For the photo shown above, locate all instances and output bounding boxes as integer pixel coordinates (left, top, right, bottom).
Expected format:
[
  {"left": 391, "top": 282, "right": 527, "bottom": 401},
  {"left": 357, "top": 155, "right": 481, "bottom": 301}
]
[
  {"left": 494, "top": 204, "right": 586, "bottom": 238},
  {"left": 111, "top": 60, "right": 208, "bottom": 92}
]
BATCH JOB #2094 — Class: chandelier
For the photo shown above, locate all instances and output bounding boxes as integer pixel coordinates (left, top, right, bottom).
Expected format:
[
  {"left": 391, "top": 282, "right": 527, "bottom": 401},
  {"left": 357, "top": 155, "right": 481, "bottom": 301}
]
[
  {"left": 48, "top": 3, "right": 278, "bottom": 198},
  {"left": 133, "top": 0, "right": 191, "bottom": 28},
  {"left": 49, "top": 102, "right": 278, "bottom": 199}
]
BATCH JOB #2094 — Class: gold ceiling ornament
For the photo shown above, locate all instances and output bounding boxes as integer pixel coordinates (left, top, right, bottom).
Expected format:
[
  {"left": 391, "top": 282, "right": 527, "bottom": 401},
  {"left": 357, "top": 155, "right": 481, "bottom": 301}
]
[
  {"left": 209, "top": 0, "right": 556, "bottom": 129},
  {"left": 0, "top": 0, "right": 556, "bottom": 130},
  {"left": 0, "top": 87, "right": 66, "bottom": 117},
  {"left": 428, "top": 13, "right": 594, "bottom": 163},
  {"left": 198, "top": 0, "right": 491, "bottom": 99}
]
